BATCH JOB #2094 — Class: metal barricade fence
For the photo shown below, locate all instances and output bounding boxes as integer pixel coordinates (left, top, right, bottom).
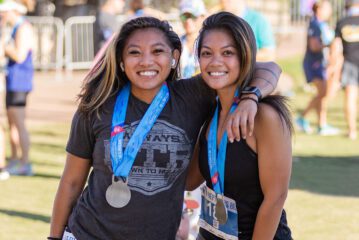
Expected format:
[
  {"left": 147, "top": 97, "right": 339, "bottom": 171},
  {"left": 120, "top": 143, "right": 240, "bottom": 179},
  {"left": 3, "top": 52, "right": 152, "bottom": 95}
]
[
  {"left": 29, "top": 3, "right": 348, "bottom": 71},
  {"left": 64, "top": 16, "right": 96, "bottom": 70},
  {"left": 27, "top": 16, "right": 64, "bottom": 70}
]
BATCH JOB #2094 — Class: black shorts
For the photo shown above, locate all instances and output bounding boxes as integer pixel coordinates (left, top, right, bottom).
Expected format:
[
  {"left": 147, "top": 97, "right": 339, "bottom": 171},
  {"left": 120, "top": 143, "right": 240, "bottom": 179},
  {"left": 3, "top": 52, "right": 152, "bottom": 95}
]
[{"left": 5, "top": 91, "right": 29, "bottom": 108}]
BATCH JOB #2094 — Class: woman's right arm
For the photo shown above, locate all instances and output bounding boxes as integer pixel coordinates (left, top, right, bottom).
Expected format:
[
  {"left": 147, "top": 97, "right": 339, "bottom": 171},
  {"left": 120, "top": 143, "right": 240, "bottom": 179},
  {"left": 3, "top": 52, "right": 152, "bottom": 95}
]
[{"left": 49, "top": 153, "right": 91, "bottom": 238}]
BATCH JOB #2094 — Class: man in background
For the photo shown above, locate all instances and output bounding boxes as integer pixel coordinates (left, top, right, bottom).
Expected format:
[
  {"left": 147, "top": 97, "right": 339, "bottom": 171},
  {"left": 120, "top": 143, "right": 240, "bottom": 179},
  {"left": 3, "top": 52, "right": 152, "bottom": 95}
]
[
  {"left": 179, "top": 0, "right": 206, "bottom": 78},
  {"left": 330, "top": 0, "right": 359, "bottom": 140},
  {"left": 94, "top": 0, "right": 124, "bottom": 54}
]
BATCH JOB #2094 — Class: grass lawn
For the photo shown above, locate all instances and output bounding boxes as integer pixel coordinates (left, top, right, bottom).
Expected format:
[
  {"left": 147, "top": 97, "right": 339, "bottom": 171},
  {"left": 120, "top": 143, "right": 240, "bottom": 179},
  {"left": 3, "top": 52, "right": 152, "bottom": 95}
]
[
  {"left": 0, "top": 55, "right": 358, "bottom": 239},
  {"left": 279, "top": 55, "right": 359, "bottom": 239}
]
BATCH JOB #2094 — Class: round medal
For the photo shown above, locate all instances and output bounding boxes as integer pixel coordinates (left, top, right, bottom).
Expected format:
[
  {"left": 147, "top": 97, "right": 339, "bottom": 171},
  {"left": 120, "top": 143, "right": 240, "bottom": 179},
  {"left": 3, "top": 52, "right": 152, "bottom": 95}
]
[
  {"left": 106, "top": 175, "right": 131, "bottom": 208},
  {"left": 215, "top": 195, "right": 228, "bottom": 225}
]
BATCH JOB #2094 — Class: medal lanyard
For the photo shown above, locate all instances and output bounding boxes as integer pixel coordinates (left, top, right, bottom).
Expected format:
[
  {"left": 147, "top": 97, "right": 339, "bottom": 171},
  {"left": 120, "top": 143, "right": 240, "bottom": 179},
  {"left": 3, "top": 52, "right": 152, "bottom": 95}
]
[
  {"left": 110, "top": 83, "right": 169, "bottom": 178},
  {"left": 208, "top": 89, "right": 239, "bottom": 195}
]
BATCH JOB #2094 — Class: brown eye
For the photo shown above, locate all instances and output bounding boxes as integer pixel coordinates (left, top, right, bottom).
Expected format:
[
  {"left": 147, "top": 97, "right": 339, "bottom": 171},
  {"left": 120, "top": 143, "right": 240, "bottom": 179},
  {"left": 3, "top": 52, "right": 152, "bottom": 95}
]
[
  {"left": 200, "top": 51, "right": 211, "bottom": 57},
  {"left": 153, "top": 48, "right": 165, "bottom": 54},
  {"left": 223, "top": 50, "right": 234, "bottom": 56},
  {"left": 128, "top": 50, "right": 140, "bottom": 55}
]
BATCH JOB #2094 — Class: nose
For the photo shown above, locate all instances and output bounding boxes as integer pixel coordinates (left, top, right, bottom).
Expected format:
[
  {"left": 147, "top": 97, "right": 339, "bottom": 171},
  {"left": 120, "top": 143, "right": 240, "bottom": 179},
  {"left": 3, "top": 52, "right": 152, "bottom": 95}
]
[
  {"left": 139, "top": 51, "right": 154, "bottom": 67},
  {"left": 209, "top": 53, "right": 224, "bottom": 67}
]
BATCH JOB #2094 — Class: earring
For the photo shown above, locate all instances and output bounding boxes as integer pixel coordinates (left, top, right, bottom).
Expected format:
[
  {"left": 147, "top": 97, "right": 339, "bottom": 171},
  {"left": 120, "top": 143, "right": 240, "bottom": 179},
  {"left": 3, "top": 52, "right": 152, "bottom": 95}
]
[
  {"left": 120, "top": 62, "right": 124, "bottom": 72},
  {"left": 171, "top": 59, "right": 176, "bottom": 68}
]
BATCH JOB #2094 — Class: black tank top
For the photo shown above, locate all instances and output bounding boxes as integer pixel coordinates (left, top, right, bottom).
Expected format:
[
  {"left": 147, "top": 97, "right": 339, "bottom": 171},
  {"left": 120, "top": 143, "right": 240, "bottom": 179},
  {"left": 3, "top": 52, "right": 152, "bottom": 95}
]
[{"left": 198, "top": 121, "right": 292, "bottom": 240}]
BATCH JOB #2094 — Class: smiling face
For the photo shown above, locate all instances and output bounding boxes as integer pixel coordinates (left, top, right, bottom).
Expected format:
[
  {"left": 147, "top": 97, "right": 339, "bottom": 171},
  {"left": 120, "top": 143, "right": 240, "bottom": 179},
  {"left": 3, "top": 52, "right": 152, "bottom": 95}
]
[
  {"left": 199, "top": 29, "right": 240, "bottom": 91},
  {"left": 122, "top": 28, "right": 179, "bottom": 96}
]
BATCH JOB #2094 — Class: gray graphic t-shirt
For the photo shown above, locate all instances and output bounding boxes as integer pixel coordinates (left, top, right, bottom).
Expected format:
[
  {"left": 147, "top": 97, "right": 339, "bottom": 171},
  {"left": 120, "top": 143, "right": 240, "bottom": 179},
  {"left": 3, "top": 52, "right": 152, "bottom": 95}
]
[{"left": 66, "top": 77, "right": 214, "bottom": 240}]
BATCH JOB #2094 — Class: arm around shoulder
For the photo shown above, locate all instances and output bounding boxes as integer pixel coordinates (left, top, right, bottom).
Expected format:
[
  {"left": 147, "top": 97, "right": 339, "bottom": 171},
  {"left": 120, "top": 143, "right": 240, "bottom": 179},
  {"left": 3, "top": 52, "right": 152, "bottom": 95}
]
[{"left": 251, "top": 61, "right": 282, "bottom": 97}]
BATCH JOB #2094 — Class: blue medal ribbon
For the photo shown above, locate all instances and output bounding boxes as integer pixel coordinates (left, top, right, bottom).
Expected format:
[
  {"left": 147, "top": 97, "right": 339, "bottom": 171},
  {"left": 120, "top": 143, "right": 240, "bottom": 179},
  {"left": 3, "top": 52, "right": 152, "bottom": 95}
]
[
  {"left": 110, "top": 83, "right": 169, "bottom": 178},
  {"left": 207, "top": 89, "right": 239, "bottom": 195}
]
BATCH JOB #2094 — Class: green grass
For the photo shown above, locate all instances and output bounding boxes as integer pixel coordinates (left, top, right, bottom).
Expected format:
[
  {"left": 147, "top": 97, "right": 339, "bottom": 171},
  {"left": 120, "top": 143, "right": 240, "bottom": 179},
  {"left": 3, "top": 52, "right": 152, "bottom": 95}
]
[
  {"left": 278, "top": 55, "right": 359, "bottom": 239},
  {"left": 0, "top": 123, "right": 68, "bottom": 240},
  {"left": 0, "top": 56, "right": 358, "bottom": 239}
]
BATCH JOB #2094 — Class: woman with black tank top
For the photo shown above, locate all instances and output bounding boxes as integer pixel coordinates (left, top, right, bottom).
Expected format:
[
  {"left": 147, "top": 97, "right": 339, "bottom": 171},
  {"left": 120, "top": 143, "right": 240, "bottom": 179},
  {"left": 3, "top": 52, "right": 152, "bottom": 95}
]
[{"left": 186, "top": 12, "right": 293, "bottom": 239}]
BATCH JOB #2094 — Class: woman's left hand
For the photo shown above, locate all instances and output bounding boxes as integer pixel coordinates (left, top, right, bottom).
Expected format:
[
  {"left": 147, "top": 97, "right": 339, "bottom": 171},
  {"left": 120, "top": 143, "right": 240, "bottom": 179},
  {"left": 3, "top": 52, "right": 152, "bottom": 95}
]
[{"left": 226, "top": 96, "right": 258, "bottom": 142}]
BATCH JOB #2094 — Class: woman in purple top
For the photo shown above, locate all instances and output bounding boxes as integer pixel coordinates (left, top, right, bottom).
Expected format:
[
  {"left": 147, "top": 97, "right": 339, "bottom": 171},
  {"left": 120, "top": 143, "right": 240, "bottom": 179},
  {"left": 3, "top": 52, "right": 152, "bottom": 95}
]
[{"left": 0, "top": 0, "right": 34, "bottom": 176}]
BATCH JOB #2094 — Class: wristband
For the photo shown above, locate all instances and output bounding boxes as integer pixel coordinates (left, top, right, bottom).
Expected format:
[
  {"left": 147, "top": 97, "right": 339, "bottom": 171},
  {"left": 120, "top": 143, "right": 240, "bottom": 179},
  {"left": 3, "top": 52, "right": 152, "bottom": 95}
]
[
  {"left": 241, "top": 86, "right": 262, "bottom": 100},
  {"left": 47, "top": 237, "right": 61, "bottom": 240},
  {"left": 240, "top": 97, "right": 258, "bottom": 106}
]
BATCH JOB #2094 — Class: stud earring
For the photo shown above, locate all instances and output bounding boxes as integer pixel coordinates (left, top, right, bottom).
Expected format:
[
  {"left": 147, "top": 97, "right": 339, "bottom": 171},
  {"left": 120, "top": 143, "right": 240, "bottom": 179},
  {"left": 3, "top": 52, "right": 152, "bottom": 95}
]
[
  {"left": 171, "top": 59, "right": 176, "bottom": 68},
  {"left": 120, "top": 62, "right": 124, "bottom": 72}
]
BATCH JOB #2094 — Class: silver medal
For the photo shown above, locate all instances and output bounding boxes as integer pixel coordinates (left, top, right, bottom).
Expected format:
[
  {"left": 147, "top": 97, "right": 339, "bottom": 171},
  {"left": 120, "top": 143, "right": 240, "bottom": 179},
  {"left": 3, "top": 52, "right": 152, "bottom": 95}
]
[
  {"left": 106, "top": 175, "right": 131, "bottom": 208},
  {"left": 215, "top": 195, "right": 228, "bottom": 225}
]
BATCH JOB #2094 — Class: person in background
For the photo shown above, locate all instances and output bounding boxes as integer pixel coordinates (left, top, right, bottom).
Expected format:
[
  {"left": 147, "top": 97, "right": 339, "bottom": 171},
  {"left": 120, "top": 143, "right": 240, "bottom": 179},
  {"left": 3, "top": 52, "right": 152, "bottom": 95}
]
[
  {"left": 330, "top": 0, "right": 359, "bottom": 140},
  {"left": 54, "top": 0, "right": 97, "bottom": 22},
  {"left": 179, "top": 0, "right": 206, "bottom": 79},
  {"left": 126, "top": 0, "right": 165, "bottom": 20},
  {"left": 94, "top": 0, "right": 125, "bottom": 54},
  {"left": 298, "top": 0, "right": 340, "bottom": 136},
  {"left": 220, "top": 0, "right": 276, "bottom": 61},
  {"left": 0, "top": 0, "right": 34, "bottom": 175},
  {"left": 187, "top": 12, "right": 292, "bottom": 239},
  {"left": 0, "top": 126, "right": 10, "bottom": 180}
]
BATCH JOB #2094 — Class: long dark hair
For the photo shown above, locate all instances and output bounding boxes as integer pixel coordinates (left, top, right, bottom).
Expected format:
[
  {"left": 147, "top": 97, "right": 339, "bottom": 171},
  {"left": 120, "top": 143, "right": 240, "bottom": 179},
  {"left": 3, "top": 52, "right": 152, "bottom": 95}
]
[
  {"left": 197, "top": 12, "right": 293, "bottom": 134},
  {"left": 78, "top": 17, "right": 182, "bottom": 116}
]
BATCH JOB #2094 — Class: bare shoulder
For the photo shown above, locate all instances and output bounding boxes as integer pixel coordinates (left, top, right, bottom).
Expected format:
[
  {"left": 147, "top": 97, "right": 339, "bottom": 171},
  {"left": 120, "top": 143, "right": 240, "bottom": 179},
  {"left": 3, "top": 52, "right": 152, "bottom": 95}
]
[
  {"left": 17, "top": 22, "right": 34, "bottom": 47},
  {"left": 21, "top": 22, "right": 33, "bottom": 33},
  {"left": 255, "top": 103, "right": 281, "bottom": 126},
  {"left": 254, "top": 102, "right": 290, "bottom": 138}
]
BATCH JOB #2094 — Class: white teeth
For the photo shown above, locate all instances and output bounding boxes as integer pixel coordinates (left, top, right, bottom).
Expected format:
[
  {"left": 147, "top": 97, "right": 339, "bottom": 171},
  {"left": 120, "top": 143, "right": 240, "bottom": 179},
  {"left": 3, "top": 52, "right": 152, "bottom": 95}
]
[
  {"left": 209, "top": 72, "right": 226, "bottom": 76},
  {"left": 139, "top": 71, "right": 157, "bottom": 76}
]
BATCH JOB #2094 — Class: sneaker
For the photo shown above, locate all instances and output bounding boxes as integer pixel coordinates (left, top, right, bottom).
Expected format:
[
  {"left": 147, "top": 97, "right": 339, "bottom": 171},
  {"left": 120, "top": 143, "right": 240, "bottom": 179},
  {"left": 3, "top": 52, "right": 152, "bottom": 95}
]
[
  {"left": 0, "top": 169, "right": 10, "bottom": 180},
  {"left": 348, "top": 132, "right": 357, "bottom": 140},
  {"left": 6, "top": 159, "right": 20, "bottom": 168},
  {"left": 296, "top": 117, "right": 312, "bottom": 134},
  {"left": 318, "top": 124, "right": 340, "bottom": 136},
  {"left": 7, "top": 162, "right": 33, "bottom": 176}
]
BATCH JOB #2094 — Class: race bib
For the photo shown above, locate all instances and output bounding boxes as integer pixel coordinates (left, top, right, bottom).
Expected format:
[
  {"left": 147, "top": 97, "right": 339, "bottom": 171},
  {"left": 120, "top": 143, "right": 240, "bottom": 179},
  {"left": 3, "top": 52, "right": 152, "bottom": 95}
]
[
  {"left": 62, "top": 227, "right": 77, "bottom": 240},
  {"left": 199, "top": 185, "right": 238, "bottom": 240}
]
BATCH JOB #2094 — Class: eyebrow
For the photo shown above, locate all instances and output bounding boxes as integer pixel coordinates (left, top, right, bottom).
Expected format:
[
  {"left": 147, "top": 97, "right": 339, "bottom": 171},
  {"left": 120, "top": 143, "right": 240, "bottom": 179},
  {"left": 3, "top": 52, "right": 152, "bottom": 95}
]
[
  {"left": 126, "top": 43, "right": 167, "bottom": 48},
  {"left": 202, "top": 44, "right": 236, "bottom": 49}
]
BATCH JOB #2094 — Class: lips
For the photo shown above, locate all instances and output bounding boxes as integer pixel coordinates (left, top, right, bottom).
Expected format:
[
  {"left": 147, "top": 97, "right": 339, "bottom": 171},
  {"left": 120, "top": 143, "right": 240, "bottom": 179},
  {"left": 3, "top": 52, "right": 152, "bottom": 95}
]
[{"left": 137, "top": 70, "right": 158, "bottom": 76}]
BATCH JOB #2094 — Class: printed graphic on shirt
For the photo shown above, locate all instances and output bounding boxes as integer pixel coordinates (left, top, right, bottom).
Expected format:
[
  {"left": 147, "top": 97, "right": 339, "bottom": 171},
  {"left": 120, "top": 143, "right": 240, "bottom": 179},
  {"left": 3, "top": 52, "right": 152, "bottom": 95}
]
[
  {"left": 342, "top": 25, "right": 359, "bottom": 42},
  {"left": 104, "top": 120, "right": 192, "bottom": 195}
]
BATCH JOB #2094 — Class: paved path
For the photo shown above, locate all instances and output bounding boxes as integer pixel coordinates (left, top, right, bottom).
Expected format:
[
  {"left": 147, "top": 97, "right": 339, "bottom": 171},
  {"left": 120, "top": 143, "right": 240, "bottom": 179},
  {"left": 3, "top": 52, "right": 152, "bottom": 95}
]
[{"left": 0, "top": 71, "right": 86, "bottom": 125}]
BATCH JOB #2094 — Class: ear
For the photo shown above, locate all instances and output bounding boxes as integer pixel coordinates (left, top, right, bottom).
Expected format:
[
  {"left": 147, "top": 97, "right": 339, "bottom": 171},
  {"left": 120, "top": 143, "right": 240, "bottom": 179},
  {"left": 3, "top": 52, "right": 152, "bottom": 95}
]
[{"left": 172, "top": 49, "right": 180, "bottom": 66}]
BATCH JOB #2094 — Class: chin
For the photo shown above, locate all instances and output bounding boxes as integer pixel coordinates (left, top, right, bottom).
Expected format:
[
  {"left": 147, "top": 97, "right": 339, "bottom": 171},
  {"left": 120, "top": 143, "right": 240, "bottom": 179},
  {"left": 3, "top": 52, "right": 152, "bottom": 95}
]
[
  {"left": 204, "top": 80, "right": 226, "bottom": 90},
  {"left": 134, "top": 80, "right": 163, "bottom": 90}
]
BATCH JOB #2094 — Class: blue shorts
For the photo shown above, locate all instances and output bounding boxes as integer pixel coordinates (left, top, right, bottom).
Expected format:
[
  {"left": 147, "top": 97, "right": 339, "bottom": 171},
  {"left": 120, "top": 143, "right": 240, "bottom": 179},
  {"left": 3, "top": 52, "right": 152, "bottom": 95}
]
[{"left": 303, "top": 59, "right": 326, "bottom": 83}]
